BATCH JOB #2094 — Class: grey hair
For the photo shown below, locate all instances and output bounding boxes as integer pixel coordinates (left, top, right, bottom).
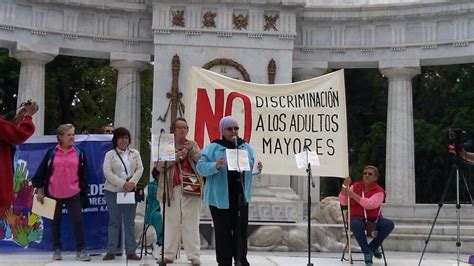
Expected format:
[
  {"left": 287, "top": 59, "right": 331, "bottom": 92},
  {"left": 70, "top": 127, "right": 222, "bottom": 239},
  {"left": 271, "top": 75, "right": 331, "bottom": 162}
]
[
  {"left": 56, "top": 123, "right": 75, "bottom": 141},
  {"left": 219, "top": 116, "right": 238, "bottom": 137}
]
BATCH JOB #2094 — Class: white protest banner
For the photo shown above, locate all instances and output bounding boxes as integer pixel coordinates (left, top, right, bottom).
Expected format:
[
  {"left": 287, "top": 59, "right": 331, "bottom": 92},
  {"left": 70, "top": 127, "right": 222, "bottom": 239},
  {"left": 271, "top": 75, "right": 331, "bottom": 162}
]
[{"left": 184, "top": 66, "right": 348, "bottom": 177}]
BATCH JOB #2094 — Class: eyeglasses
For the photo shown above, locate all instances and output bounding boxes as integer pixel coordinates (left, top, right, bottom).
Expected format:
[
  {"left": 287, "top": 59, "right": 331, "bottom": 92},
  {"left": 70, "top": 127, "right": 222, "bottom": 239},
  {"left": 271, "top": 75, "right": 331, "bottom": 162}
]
[
  {"left": 175, "top": 126, "right": 189, "bottom": 130},
  {"left": 225, "top": 126, "right": 239, "bottom": 131},
  {"left": 363, "top": 171, "right": 374, "bottom": 176}
]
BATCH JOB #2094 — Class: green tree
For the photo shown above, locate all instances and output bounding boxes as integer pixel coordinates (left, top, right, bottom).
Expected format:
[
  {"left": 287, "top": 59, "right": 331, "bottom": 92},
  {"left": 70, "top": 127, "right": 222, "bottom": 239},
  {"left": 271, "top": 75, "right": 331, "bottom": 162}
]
[
  {"left": 45, "top": 55, "right": 117, "bottom": 134},
  {"left": 321, "top": 69, "right": 388, "bottom": 198},
  {"left": 413, "top": 65, "right": 474, "bottom": 203},
  {"left": 0, "top": 49, "right": 20, "bottom": 113}
]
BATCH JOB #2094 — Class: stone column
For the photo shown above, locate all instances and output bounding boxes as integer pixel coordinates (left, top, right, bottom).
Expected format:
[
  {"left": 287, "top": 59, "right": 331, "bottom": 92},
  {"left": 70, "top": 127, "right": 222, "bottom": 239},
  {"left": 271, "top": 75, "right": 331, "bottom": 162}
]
[
  {"left": 292, "top": 67, "right": 326, "bottom": 82},
  {"left": 110, "top": 60, "right": 149, "bottom": 150},
  {"left": 291, "top": 67, "right": 327, "bottom": 207},
  {"left": 13, "top": 50, "right": 55, "bottom": 135},
  {"left": 380, "top": 67, "right": 420, "bottom": 204}
]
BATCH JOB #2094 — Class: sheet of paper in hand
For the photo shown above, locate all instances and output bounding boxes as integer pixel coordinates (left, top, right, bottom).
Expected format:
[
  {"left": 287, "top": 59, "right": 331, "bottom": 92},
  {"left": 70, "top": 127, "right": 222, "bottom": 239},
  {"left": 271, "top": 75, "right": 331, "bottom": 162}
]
[
  {"left": 32, "top": 195, "right": 56, "bottom": 220},
  {"left": 117, "top": 192, "right": 136, "bottom": 204},
  {"left": 225, "top": 149, "right": 251, "bottom": 171}
]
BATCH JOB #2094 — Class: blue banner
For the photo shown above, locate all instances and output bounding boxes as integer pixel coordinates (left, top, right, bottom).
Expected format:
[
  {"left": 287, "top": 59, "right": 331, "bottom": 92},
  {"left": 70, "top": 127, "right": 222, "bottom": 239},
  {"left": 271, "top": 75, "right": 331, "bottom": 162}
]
[{"left": 0, "top": 135, "right": 112, "bottom": 252}]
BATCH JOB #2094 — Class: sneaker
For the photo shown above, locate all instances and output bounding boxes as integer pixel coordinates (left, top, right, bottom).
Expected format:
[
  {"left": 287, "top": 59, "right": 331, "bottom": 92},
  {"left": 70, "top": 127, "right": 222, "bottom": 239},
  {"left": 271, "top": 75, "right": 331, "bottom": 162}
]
[
  {"left": 102, "top": 253, "right": 115, "bottom": 260},
  {"left": 76, "top": 249, "right": 91, "bottom": 261},
  {"left": 126, "top": 254, "right": 140, "bottom": 260},
  {"left": 157, "top": 257, "right": 174, "bottom": 263},
  {"left": 364, "top": 252, "right": 373, "bottom": 264},
  {"left": 52, "top": 249, "right": 62, "bottom": 260},
  {"left": 190, "top": 258, "right": 201, "bottom": 265},
  {"left": 369, "top": 244, "right": 382, "bottom": 259},
  {"left": 372, "top": 248, "right": 382, "bottom": 259}
]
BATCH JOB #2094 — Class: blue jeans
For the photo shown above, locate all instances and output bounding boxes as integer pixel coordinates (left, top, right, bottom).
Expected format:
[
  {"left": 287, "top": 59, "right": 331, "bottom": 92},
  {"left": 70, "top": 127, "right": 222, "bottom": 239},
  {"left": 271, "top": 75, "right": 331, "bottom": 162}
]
[
  {"left": 104, "top": 190, "right": 137, "bottom": 255},
  {"left": 350, "top": 217, "right": 394, "bottom": 255}
]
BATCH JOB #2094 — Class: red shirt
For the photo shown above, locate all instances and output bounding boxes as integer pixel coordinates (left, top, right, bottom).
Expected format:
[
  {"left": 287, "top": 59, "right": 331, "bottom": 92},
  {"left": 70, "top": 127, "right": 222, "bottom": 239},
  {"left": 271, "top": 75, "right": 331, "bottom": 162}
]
[
  {"left": 0, "top": 116, "right": 35, "bottom": 212},
  {"left": 339, "top": 181, "right": 385, "bottom": 220},
  {"left": 48, "top": 144, "right": 80, "bottom": 198}
]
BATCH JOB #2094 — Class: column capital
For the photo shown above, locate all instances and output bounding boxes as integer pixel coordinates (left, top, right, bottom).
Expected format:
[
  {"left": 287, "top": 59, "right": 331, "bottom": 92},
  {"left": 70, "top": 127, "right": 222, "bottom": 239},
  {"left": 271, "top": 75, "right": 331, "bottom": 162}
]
[
  {"left": 292, "top": 67, "right": 327, "bottom": 81},
  {"left": 110, "top": 52, "right": 150, "bottom": 71},
  {"left": 380, "top": 67, "right": 420, "bottom": 79},
  {"left": 12, "top": 50, "right": 55, "bottom": 64},
  {"left": 110, "top": 60, "right": 149, "bottom": 71}
]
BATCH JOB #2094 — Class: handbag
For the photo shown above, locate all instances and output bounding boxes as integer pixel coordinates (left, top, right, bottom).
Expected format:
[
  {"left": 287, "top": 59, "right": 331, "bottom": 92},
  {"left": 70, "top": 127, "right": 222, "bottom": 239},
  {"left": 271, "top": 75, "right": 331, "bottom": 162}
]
[
  {"left": 178, "top": 163, "right": 201, "bottom": 197},
  {"left": 365, "top": 220, "right": 378, "bottom": 238},
  {"left": 134, "top": 185, "right": 145, "bottom": 202},
  {"left": 363, "top": 191, "right": 382, "bottom": 238}
]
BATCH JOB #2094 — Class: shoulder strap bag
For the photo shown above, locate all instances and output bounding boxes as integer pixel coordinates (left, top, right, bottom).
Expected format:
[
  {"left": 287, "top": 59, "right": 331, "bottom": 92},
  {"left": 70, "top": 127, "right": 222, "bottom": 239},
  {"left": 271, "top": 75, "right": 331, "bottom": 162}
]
[
  {"left": 115, "top": 149, "right": 144, "bottom": 202},
  {"left": 178, "top": 161, "right": 202, "bottom": 197},
  {"left": 362, "top": 190, "right": 382, "bottom": 238}
]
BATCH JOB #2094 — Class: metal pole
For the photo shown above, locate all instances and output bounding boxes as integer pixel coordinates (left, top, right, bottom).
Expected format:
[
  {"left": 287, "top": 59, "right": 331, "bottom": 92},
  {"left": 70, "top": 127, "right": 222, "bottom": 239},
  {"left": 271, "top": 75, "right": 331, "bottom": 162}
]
[
  {"left": 307, "top": 161, "right": 313, "bottom": 266},
  {"left": 456, "top": 166, "right": 461, "bottom": 266},
  {"left": 348, "top": 196, "right": 352, "bottom": 264}
]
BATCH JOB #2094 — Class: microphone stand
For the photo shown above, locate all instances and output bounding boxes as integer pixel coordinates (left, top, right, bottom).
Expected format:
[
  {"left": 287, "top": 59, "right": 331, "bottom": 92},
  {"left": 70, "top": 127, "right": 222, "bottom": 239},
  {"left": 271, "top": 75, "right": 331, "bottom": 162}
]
[
  {"left": 304, "top": 146, "right": 315, "bottom": 266},
  {"left": 157, "top": 130, "right": 170, "bottom": 266},
  {"left": 234, "top": 137, "right": 243, "bottom": 266}
]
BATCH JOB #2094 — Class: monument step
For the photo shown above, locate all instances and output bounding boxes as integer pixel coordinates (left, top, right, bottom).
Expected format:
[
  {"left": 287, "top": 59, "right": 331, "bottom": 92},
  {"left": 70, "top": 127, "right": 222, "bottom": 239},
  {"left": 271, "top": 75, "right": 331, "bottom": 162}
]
[
  {"left": 388, "top": 217, "right": 474, "bottom": 225},
  {"left": 388, "top": 233, "right": 474, "bottom": 241},
  {"left": 383, "top": 233, "right": 474, "bottom": 253},
  {"left": 383, "top": 204, "right": 474, "bottom": 220},
  {"left": 390, "top": 222, "right": 474, "bottom": 236}
]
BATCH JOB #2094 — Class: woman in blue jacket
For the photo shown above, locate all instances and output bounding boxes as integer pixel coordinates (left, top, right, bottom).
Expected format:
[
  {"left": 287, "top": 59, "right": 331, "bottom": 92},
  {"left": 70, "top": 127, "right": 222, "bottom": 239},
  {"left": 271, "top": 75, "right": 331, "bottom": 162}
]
[{"left": 197, "top": 116, "right": 262, "bottom": 266}]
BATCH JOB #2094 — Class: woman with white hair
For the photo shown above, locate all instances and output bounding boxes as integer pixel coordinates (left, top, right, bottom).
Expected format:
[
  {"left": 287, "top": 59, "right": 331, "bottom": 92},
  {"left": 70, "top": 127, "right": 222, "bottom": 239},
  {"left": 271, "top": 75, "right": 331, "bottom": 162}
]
[{"left": 197, "top": 116, "right": 262, "bottom": 266}]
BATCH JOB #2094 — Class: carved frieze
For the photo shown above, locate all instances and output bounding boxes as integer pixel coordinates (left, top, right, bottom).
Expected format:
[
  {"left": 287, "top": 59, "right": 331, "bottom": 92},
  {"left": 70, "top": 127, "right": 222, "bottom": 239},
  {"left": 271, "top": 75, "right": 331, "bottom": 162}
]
[
  {"left": 264, "top": 14, "right": 279, "bottom": 32},
  {"left": 171, "top": 10, "right": 185, "bottom": 27},
  {"left": 202, "top": 11, "right": 216, "bottom": 28},
  {"left": 0, "top": 25, "right": 15, "bottom": 31},
  {"left": 233, "top": 13, "right": 248, "bottom": 30}
]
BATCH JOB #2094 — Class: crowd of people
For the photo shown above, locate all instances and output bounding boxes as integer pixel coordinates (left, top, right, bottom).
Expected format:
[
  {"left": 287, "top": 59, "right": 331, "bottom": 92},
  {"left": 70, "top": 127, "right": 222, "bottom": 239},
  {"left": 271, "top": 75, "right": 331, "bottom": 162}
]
[{"left": 3, "top": 87, "right": 474, "bottom": 265}]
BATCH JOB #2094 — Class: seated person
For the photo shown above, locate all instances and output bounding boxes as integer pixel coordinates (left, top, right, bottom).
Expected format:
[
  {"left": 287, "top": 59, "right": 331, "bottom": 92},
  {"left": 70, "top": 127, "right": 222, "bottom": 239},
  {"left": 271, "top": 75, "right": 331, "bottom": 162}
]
[
  {"left": 338, "top": 165, "right": 394, "bottom": 265},
  {"left": 148, "top": 169, "right": 163, "bottom": 246}
]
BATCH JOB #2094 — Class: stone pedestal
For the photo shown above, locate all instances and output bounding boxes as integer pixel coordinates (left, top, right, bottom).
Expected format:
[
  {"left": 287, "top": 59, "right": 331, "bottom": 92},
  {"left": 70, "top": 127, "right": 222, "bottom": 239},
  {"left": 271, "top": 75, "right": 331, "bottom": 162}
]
[
  {"left": 380, "top": 67, "right": 420, "bottom": 204},
  {"left": 251, "top": 177, "right": 302, "bottom": 222},
  {"left": 13, "top": 50, "right": 55, "bottom": 135},
  {"left": 111, "top": 56, "right": 149, "bottom": 150}
]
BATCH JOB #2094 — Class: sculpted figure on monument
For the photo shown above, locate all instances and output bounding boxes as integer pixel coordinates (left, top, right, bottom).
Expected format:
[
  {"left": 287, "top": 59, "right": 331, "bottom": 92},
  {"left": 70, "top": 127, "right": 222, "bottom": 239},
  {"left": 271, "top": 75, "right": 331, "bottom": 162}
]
[
  {"left": 172, "top": 10, "right": 185, "bottom": 27},
  {"left": 233, "top": 13, "right": 248, "bottom": 30},
  {"left": 264, "top": 15, "right": 279, "bottom": 32},
  {"left": 202, "top": 11, "right": 217, "bottom": 28}
]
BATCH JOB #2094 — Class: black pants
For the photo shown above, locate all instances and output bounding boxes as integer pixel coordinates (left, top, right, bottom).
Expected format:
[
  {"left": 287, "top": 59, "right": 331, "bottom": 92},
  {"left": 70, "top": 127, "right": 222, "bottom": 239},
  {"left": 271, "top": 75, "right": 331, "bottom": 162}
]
[
  {"left": 51, "top": 193, "right": 85, "bottom": 251},
  {"left": 210, "top": 203, "right": 249, "bottom": 266}
]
